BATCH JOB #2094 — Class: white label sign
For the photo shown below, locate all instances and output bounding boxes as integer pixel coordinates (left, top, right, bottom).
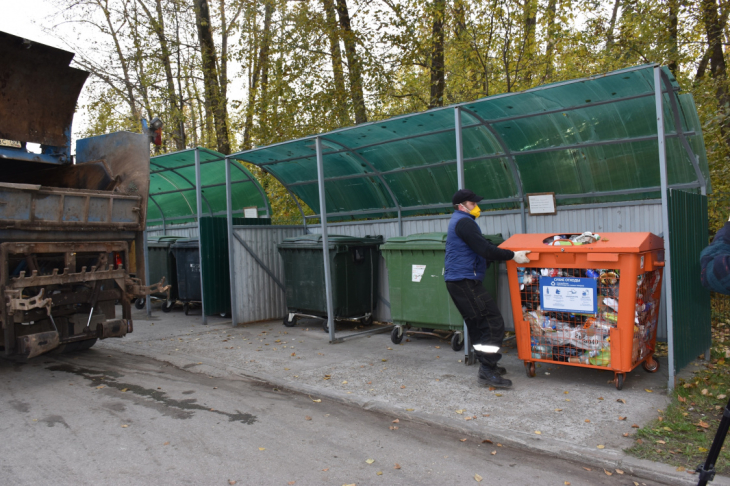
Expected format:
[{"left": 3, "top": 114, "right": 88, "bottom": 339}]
[
  {"left": 411, "top": 265, "right": 426, "bottom": 282},
  {"left": 243, "top": 207, "right": 259, "bottom": 218},
  {"left": 527, "top": 193, "right": 556, "bottom": 215}
]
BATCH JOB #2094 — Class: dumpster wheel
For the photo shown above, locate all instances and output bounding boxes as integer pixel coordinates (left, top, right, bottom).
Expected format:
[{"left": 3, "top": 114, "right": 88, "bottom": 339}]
[
  {"left": 162, "top": 301, "right": 174, "bottom": 313},
  {"left": 524, "top": 362, "right": 536, "bottom": 378},
  {"left": 391, "top": 326, "right": 404, "bottom": 344},
  {"left": 284, "top": 314, "right": 298, "bottom": 327},
  {"left": 642, "top": 356, "right": 660, "bottom": 373},
  {"left": 451, "top": 332, "right": 464, "bottom": 352},
  {"left": 614, "top": 372, "right": 625, "bottom": 390},
  {"left": 135, "top": 298, "right": 146, "bottom": 310}
]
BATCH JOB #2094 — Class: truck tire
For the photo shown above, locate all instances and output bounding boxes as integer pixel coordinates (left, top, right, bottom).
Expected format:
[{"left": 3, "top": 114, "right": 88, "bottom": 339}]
[{"left": 53, "top": 338, "right": 98, "bottom": 354}]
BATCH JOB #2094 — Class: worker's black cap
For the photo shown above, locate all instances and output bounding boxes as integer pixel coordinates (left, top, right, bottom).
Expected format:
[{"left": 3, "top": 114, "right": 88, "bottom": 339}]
[{"left": 452, "top": 189, "right": 484, "bottom": 205}]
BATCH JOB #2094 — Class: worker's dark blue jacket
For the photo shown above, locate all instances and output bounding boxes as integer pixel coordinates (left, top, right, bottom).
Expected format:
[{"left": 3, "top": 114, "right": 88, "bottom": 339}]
[
  {"left": 445, "top": 210, "right": 486, "bottom": 282},
  {"left": 701, "top": 221, "right": 730, "bottom": 295}
]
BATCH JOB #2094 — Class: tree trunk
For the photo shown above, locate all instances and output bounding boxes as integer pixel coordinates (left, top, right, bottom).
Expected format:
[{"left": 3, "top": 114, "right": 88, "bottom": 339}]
[
  {"left": 702, "top": 0, "right": 730, "bottom": 147},
  {"left": 138, "top": 0, "right": 185, "bottom": 149},
  {"left": 522, "top": 0, "right": 537, "bottom": 85},
  {"left": 258, "top": 0, "right": 273, "bottom": 142},
  {"left": 429, "top": 0, "right": 445, "bottom": 108},
  {"left": 544, "top": 0, "right": 557, "bottom": 81},
  {"left": 194, "top": 0, "right": 230, "bottom": 154},
  {"left": 667, "top": 0, "right": 679, "bottom": 77},
  {"left": 242, "top": 0, "right": 273, "bottom": 149},
  {"left": 335, "top": 0, "right": 367, "bottom": 124},
  {"left": 322, "top": 0, "right": 350, "bottom": 125},
  {"left": 605, "top": 0, "right": 621, "bottom": 52}
]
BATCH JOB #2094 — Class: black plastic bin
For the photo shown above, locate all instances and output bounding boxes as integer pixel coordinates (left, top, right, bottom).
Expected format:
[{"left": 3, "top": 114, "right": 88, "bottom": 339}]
[
  {"left": 277, "top": 234, "right": 382, "bottom": 330},
  {"left": 171, "top": 238, "right": 201, "bottom": 315}
]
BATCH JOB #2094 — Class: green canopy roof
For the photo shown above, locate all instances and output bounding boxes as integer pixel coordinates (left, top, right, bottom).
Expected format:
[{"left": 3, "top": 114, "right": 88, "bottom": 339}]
[
  {"left": 229, "top": 65, "right": 709, "bottom": 221},
  {"left": 147, "top": 147, "right": 271, "bottom": 227}
]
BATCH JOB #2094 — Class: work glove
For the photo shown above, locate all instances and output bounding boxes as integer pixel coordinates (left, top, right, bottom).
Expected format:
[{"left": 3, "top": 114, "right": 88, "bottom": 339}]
[{"left": 512, "top": 250, "right": 531, "bottom": 264}]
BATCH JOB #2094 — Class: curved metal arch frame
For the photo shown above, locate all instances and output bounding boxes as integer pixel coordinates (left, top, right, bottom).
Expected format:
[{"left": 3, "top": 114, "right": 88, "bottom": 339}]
[
  {"left": 319, "top": 136, "right": 404, "bottom": 235},
  {"left": 659, "top": 70, "right": 707, "bottom": 195},
  {"left": 150, "top": 160, "right": 215, "bottom": 217},
  {"left": 226, "top": 158, "right": 272, "bottom": 218},
  {"left": 147, "top": 194, "right": 167, "bottom": 233},
  {"left": 458, "top": 107, "right": 527, "bottom": 231}
]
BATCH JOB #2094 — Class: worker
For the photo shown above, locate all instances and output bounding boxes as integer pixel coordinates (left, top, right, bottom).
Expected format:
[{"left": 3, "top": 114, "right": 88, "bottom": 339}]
[
  {"left": 445, "top": 189, "right": 531, "bottom": 389},
  {"left": 701, "top": 215, "right": 730, "bottom": 294}
]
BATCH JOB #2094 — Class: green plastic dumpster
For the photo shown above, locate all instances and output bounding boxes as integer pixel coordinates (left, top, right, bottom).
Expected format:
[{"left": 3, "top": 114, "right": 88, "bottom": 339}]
[
  {"left": 135, "top": 236, "right": 184, "bottom": 312},
  {"left": 277, "top": 234, "right": 383, "bottom": 331},
  {"left": 380, "top": 232, "right": 504, "bottom": 350}
]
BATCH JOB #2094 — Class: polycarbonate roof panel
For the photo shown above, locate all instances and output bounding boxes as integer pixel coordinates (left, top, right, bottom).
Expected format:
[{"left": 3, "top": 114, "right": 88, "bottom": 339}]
[
  {"left": 230, "top": 65, "right": 709, "bottom": 220},
  {"left": 147, "top": 147, "right": 271, "bottom": 226}
]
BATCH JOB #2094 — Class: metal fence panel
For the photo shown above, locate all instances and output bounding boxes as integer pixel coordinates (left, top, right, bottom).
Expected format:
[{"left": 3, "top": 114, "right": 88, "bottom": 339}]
[
  {"left": 231, "top": 226, "right": 306, "bottom": 324},
  {"left": 668, "top": 189, "right": 711, "bottom": 370},
  {"left": 147, "top": 223, "right": 199, "bottom": 239}
]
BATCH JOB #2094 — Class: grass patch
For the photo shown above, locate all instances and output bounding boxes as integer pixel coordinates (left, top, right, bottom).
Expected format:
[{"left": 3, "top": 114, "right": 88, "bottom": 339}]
[{"left": 625, "top": 318, "right": 730, "bottom": 475}]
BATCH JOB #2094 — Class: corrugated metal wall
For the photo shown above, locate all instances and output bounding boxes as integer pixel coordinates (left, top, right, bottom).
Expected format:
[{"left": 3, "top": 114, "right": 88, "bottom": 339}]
[
  {"left": 228, "top": 201, "right": 671, "bottom": 339},
  {"left": 231, "top": 225, "right": 306, "bottom": 324},
  {"left": 147, "top": 223, "right": 199, "bottom": 239}
]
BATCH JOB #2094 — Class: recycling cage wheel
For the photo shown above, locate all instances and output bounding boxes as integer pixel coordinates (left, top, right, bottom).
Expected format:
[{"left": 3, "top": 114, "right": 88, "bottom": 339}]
[
  {"left": 525, "top": 362, "right": 536, "bottom": 378},
  {"left": 391, "top": 326, "right": 404, "bottom": 345},
  {"left": 614, "top": 373, "right": 625, "bottom": 390},
  {"left": 183, "top": 303, "right": 190, "bottom": 316},
  {"left": 322, "top": 319, "right": 329, "bottom": 333},
  {"left": 361, "top": 315, "right": 374, "bottom": 326},
  {"left": 451, "top": 332, "right": 464, "bottom": 352},
  {"left": 161, "top": 301, "right": 174, "bottom": 313},
  {"left": 283, "top": 314, "right": 298, "bottom": 327},
  {"left": 642, "top": 356, "right": 660, "bottom": 373},
  {"left": 134, "top": 298, "right": 146, "bottom": 310}
]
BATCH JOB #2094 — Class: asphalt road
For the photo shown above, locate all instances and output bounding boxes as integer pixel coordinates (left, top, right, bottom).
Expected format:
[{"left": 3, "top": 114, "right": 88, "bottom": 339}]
[{"left": 0, "top": 348, "right": 665, "bottom": 486}]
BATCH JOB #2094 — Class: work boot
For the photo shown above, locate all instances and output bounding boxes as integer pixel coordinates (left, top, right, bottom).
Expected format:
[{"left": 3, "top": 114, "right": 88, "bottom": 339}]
[
  {"left": 478, "top": 365, "right": 513, "bottom": 388},
  {"left": 496, "top": 366, "right": 507, "bottom": 376}
]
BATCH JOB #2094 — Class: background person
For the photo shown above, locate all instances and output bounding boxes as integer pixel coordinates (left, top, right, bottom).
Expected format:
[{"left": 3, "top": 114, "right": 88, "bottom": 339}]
[
  {"left": 701, "top": 215, "right": 730, "bottom": 294},
  {"left": 444, "top": 189, "right": 531, "bottom": 389}
]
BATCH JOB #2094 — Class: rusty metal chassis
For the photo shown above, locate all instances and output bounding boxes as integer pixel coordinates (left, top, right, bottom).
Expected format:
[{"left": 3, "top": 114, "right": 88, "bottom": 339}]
[{"left": 1, "top": 241, "right": 134, "bottom": 357}]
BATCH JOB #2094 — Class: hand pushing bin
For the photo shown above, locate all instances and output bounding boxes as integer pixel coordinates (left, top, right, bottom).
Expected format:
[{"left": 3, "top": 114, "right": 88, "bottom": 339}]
[
  {"left": 171, "top": 238, "right": 201, "bottom": 315},
  {"left": 138, "top": 236, "right": 184, "bottom": 312},
  {"left": 380, "top": 232, "right": 504, "bottom": 351},
  {"left": 501, "top": 232, "right": 664, "bottom": 389},
  {"left": 277, "top": 234, "right": 382, "bottom": 331}
]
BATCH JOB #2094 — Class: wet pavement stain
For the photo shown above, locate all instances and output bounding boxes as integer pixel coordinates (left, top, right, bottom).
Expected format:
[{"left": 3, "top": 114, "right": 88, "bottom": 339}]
[
  {"left": 181, "top": 390, "right": 195, "bottom": 395},
  {"left": 40, "top": 415, "right": 70, "bottom": 428},
  {"left": 9, "top": 400, "right": 30, "bottom": 413},
  {"left": 47, "top": 363, "right": 257, "bottom": 425}
]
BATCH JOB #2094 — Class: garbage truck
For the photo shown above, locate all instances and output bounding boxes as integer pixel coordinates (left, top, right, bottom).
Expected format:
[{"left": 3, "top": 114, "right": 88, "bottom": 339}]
[{"left": 0, "top": 31, "right": 167, "bottom": 360}]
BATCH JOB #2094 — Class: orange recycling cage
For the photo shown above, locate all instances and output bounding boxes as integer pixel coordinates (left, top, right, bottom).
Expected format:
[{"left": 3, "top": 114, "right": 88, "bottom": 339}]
[{"left": 500, "top": 232, "right": 664, "bottom": 390}]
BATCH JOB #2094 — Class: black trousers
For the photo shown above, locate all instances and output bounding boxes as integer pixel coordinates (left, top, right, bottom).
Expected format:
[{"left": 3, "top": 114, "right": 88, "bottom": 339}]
[{"left": 446, "top": 279, "right": 505, "bottom": 368}]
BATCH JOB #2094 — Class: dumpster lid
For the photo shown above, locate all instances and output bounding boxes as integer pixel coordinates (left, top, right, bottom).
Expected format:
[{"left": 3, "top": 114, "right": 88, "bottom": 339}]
[
  {"left": 500, "top": 232, "right": 664, "bottom": 252},
  {"left": 381, "top": 232, "right": 504, "bottom": 250},
  {"left": 170, "top": 238, "right": 200, "bottom": 249},
  {"left": 280, "top": 234, "right": 383, "bottom": 246}
]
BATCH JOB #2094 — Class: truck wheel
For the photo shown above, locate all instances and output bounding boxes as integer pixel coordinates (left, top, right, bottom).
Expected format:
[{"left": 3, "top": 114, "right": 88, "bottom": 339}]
[
  {"left": 53, "top": 338, "right": 98, "bottom": 354},
  {"left": 134, "top": 298, "right": 146, "bottom": 309},
  {"left": 161, "top": 301, "right": 174, "bottom": 313}
]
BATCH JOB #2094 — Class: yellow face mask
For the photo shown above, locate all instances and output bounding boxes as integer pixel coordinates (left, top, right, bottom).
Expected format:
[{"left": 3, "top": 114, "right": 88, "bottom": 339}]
[{"left": 462, "top": 204, "right": 481, "bottom": 218}]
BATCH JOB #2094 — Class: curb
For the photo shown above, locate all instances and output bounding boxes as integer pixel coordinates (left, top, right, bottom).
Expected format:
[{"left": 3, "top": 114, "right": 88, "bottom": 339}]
[{"left": 113, "top": 342, "right": 728, "bottom": 486}]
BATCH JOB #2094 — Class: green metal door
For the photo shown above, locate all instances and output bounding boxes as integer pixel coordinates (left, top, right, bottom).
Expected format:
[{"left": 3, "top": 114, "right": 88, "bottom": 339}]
[
  {"left": 199, "top": 216, "right": 271, "bottom": 316},
  {"left": 668, "top": 189, "right": 711, "bottom": 371}
]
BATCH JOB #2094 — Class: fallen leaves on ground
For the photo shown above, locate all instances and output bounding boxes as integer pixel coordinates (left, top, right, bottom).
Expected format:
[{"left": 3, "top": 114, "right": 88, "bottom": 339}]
[
  {"left": 535, "top": 431, "right": 541, "bottom": 435},
  {"left": 615, "top": 469, "right": 624, "bottom": 474},
  {"left": 228, "top": 481, "right": 236, "bottom": 485},
  {"left": 392, "top": 419, "right": 400, "bottom": 423},
  {"left": 632, "top": 423, "right": 640, "bottom": 428},
  {"left": 490, "top": 451, "right": 496, "bottom": 455},
  {"left": 305, "top": 416, "right": 312, "bottom": 421},
  {"left": 120, "top": 388, "right": 128, "bottom": 392},
  {"left": 474, "top": 473, "right": 483, "bottom": 482},
  {"left": 309, "top": 396, "right": 321, "bottom": 403},
  {"left": 604, "top": 469, "right": 612, "bottom": 476},
  {"left": 597, "top": 445, "right": 605, "bottom": 449},
  {"left": 698, "top": 420, "right": 710, "bottom": 428},
  {"left": 394, "top": 464, "right": 401, "bottom": 469},
  {"left": 121, "top": 424, "right": 128, "bottom": 428},
  {"left": 405, "top": 408, "right": 414, "bottom": 411},
  {"left": 365, "top": 459, "right": 375, "bottom": 464},
  {"left": 258, "top": 447, "right": 265, "bottom": 451},
  {"left": 617, "top": 398, "right": 626, "bottom": 404},
  {"left": 163, "top": 441, "right": 170, "bottom": 445},
  {"left": 322, "top": 468, "right": 329, "bottom": 472},
  {"left": 619, "top": 416, "right": 627, "bottom": 420},
  {"left": 400, "top": 385, "right": 406, "bottom": 389},
  {"left": 481, "top": 439, "right": 493, "bottom": 444},
  {"left": 460, "top": 438, "right": 468, "bottom": 442},
  {"left": 376, "top": 471, "right": 383, "bottom": 476},
  {"left": 585, "top": 419, "right": 590, "bottom": 423},
  {"left": 645, "top": 389, "right": 654, "bottom": 393},
  {"left": 456, "top": 409, "right": 465, "bottom": 414}
]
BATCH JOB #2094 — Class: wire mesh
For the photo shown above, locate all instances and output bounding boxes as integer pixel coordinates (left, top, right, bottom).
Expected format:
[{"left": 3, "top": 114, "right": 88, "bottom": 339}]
[{"left": 519, "top": 267, "right": 662, "bottom": 369}]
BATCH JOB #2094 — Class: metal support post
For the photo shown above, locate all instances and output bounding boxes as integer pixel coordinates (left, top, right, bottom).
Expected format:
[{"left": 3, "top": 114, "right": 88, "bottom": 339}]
[
  {"left": 655, "top": 66, "right": 675, "bottom": 390},
  {"left": 144, "top": 228, "right": 151, "bottom": 317},
  {"left": 225, "top": 157, "right": 238, "bottom": 327},
  {"left": 455, "top": 107, "right": 465, "bottom": 190},
  {"left": 194, "top": 148, "right": 207, "bottom": 325},
  {"left": 315, "top": 137, "right": 336, "bottom": 343}
]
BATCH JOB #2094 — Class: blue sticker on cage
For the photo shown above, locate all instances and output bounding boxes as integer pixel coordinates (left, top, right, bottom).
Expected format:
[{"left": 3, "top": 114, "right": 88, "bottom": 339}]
[{"left": 539, "top": 276, "right": 597, "bottom": 314}]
